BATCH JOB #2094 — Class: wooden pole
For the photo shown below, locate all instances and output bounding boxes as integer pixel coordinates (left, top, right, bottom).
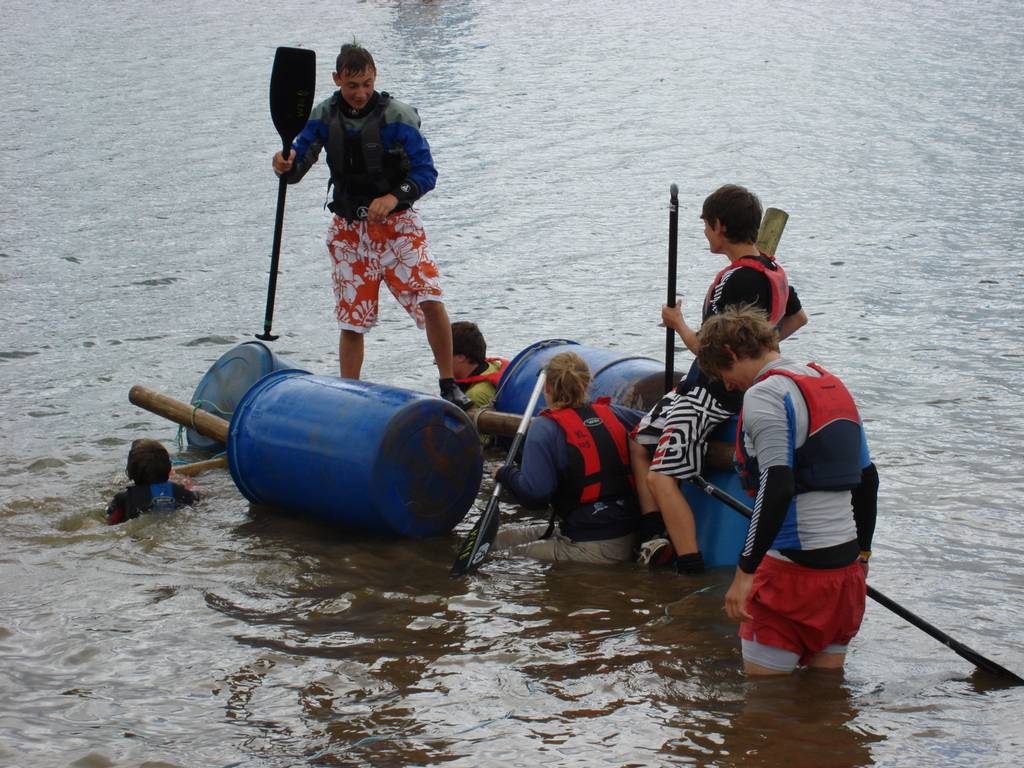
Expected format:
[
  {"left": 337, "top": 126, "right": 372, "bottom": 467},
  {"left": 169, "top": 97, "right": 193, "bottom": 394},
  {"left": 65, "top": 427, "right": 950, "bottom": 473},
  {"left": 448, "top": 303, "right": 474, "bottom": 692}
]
[
  {"left": 474, "top": 407, "right": 521, "bottom": 437},
  {"left": 173, "top": 456, "right": 229, "bottom": 476},
  {"left": 129, "top": 384, "right": 229, "bottom": 444}
]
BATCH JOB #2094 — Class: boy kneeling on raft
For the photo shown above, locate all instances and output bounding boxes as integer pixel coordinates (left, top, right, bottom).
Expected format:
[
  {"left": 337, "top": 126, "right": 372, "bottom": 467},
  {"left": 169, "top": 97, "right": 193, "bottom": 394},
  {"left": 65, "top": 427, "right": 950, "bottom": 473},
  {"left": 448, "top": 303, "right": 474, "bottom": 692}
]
[
  {"left": 631, "top": 184, "right": 808, "bottom": 573},
  {"left": 450, "top": 321, "right": 508, "bottom": 411}
]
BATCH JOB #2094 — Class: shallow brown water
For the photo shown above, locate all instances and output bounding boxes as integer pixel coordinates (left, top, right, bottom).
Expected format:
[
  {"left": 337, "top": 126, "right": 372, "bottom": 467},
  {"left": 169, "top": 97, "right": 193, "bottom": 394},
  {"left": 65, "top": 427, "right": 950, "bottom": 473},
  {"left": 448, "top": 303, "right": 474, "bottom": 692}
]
[{"left": 2, "top": 0, "right": 1023, "bottom": 765}]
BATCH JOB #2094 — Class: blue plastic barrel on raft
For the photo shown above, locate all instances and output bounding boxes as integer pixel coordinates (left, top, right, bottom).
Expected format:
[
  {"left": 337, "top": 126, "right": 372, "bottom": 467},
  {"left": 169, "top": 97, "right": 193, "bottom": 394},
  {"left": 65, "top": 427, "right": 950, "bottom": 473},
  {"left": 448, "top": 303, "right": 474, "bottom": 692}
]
[
  {"left": 493, "top": 339, "right": 674, "bottom": 414},
  {"left": 187, "top": 341, "right": 306, "bottom": 452},
  {"left": 492, "top": 339, "right": 751, "bottom": 568},
  {"left": 227, "top": 370, "right": 483, "bottom": 538}
]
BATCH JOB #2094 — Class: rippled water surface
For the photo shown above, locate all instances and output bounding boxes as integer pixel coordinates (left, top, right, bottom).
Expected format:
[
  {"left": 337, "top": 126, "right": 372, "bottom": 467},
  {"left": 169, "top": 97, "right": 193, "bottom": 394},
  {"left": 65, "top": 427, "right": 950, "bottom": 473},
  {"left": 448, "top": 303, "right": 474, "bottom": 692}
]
[{"left": 2, "top": 0, "right": 1023, "bottom": 766}]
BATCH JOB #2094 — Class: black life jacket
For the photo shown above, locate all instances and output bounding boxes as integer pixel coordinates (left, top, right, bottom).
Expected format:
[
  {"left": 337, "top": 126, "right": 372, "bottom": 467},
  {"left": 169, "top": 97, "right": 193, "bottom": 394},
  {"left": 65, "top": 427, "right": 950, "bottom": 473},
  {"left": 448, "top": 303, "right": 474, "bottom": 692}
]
[
  {"left": 543, "top": 398, "right": 634, "bottom": 518},
  {"left": 704, "top": 253, "right": 789, "bottom": 325},
  {"left": 108, "top": 482, "right": 190, "bottom": 525},
  {"left": 324, "top": 92, "right": 409, "bottom": 218},
  {"left": 735, "top": 363, "right": 864, "bottom": 495}
]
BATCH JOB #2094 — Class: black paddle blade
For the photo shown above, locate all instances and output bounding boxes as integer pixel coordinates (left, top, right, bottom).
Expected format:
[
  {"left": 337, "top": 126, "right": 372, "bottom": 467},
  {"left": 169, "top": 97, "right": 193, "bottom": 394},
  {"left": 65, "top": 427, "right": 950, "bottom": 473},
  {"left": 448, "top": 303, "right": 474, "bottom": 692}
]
[
  {"left": 451, "top": 499, "right": 500, "bottom": 577},
  {"left": 866, "top": 586, "right": 1024, "bottom": 685},
  {"left": 270, "top": 47, "right": 316, "bottom": 149},
  {"left": 691, "top": 476, "right": 1024, "bottom": 684}
]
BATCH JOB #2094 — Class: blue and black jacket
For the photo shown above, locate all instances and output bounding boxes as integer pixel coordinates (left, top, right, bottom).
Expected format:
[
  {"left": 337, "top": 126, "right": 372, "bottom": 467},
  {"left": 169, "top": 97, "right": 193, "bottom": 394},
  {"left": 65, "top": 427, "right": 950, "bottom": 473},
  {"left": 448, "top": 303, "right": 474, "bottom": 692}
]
[{"left": 283, "top": 90, "right": 437, "bottom": 221}]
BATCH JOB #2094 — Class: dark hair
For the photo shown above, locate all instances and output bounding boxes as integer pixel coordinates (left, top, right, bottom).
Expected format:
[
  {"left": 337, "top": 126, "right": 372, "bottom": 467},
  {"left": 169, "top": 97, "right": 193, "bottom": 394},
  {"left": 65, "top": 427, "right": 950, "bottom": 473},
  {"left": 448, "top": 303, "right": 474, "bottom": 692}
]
[
  {"left": 126, "top": 439, "right": 172, "bottom": 485},
  {"left": 700, "top": 184, "right": 763, "bottom": 244},
  {"left": 451, "top": 321, "right": 487, "bottom": 365},
  {"left": 336, "top": 44, "right": 376, "bottom": 76},
  {"left": 696, "top": 305, "right": 779, "bottom": 378}
]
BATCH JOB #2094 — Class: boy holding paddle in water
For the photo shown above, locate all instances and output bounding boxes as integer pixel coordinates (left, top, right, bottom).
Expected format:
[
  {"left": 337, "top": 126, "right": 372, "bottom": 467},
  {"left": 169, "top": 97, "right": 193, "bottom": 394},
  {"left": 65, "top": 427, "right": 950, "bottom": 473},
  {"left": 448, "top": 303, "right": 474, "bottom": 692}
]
[
  {"left": 272, "top": 43, "right": 471, "bottom": 410},
  {"left": 696, "top": 306, "right": 878, "bottom": 674},
  {"left": 632, "top": 185, "right": 808, "bottom": 572}
]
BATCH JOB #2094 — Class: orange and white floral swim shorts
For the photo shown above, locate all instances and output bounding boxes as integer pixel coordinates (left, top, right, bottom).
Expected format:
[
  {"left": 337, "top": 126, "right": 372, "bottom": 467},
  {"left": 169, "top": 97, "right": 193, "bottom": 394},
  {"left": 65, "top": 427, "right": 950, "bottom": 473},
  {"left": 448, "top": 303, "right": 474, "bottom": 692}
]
[{"left": 325, "top": 209, "right": 443, "bottom": 333}]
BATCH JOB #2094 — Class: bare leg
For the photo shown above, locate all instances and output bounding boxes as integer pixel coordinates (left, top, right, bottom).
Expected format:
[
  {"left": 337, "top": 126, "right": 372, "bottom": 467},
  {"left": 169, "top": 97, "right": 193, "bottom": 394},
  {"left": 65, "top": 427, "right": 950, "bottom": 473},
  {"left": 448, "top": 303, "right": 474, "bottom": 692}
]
[
  {"left": 630, "top": 438, "right": 659, "bottom": 516},
  {"left": 339, "top": 330, "right": 364, "bottom": 379},
  {"left": 806, "top": 651, "right": 846, "bottom": 671},
  {"left": 420, "top": 299, "right": 454, "bottom": 379},
  {"left": 647, "top": 471, "right": 699, "bottom": 555}
]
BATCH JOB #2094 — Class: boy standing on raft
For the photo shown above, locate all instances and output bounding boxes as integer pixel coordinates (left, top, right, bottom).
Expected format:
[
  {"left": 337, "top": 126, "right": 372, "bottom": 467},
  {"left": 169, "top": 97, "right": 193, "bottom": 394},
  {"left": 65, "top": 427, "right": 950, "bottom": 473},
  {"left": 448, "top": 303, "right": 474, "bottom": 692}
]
[
  {"left": 695, "top": 307, "right": 878, "bottom": 675},
  {"left": 632, "top": 184, "right": 808, "bottom": 573},
  {"left": 272, "top": 43, "right": 471, "bottom": 410}
]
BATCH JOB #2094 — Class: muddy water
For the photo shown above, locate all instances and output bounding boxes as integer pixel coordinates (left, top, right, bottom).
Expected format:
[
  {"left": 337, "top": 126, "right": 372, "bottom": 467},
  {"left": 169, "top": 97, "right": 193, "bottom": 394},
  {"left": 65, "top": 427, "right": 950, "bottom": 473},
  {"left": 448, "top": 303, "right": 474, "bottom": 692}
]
[{"left": 2, "top": 0, "right": 1023, "bottom": 765}]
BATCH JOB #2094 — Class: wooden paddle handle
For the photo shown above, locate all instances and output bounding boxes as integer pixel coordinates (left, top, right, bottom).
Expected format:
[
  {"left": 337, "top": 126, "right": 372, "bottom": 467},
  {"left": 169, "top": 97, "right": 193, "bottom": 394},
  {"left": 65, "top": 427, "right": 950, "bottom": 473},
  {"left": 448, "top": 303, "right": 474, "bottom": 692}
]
[
  {"left": 129, "top": 384, "right": 230, "bottom": 444},
  {"left": 756, "top": 207, "right": 789, "bottom": 257}
]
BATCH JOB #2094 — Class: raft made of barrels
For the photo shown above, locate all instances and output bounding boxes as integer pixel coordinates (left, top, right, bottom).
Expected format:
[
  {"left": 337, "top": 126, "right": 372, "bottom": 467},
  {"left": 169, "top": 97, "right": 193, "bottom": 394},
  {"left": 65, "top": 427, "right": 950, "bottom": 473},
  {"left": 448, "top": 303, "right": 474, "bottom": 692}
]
[{"left": 130, "top": 371, "right": 483, "bottom": 538}]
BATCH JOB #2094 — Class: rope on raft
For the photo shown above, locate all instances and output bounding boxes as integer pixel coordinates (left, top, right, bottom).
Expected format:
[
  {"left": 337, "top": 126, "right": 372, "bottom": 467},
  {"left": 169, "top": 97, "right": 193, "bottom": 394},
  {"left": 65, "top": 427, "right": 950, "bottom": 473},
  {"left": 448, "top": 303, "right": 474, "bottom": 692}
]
[{"left": 174, "top": 399, "right": 233, "bottom": 449}]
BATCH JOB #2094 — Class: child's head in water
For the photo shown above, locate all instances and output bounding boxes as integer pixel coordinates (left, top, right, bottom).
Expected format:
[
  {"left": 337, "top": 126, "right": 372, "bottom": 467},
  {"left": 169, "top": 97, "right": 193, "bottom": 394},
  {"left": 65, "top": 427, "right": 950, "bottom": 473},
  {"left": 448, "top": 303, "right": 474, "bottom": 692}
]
[{"left": 126, "top": 439, "right": 172, "bottom": 485}]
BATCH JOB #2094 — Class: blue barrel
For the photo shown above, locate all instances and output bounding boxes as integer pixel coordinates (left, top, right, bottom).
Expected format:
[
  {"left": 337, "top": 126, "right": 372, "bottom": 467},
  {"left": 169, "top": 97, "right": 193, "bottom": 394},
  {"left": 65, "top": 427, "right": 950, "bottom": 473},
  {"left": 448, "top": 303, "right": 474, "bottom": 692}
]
[
  {"left": 187, "top": 341, "right": 306, "bottom": 451},
  {"left": 227, "top": 371, "right": 483, "bottom": 538},
  {"left": 493, "top": 338, "right": 749, "bottom": 568},
  {"left": 493, "top": 339, "right": 676, "bottom": 414},
  {"left": 681, "top": 416, "right": 753, "bottom": 568}
]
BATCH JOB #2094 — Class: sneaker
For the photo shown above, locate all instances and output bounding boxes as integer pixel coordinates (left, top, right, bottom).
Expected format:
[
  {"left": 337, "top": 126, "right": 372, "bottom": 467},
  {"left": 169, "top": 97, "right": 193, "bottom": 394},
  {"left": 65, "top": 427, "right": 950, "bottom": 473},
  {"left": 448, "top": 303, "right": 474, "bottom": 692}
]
[
  {"left": 440, "top": 380, "right": 473, "bottom": 411},
  {"left": 637, "top": 536, "right": 676, "bottom": 569}
]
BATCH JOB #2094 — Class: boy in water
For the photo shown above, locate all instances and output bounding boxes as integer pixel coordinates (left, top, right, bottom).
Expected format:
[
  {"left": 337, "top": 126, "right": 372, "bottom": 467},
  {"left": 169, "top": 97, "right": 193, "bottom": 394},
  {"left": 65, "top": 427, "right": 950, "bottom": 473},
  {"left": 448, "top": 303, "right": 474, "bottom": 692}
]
[
  {"left": 696, "top": 306, "right": 877, "bottom": 675},
  {"left": 106, "top": 439, "right": 199, "bottom": 525},
  {"left": 272, "top": 43, "right": 471, "bottom": 410}
]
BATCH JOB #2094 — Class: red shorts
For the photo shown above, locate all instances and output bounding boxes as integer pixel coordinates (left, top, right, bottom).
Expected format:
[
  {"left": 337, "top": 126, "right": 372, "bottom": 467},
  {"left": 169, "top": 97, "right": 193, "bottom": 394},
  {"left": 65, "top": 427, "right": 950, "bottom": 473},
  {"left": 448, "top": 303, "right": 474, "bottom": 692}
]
[
  {"left": 740, "top": 556, "right": 866, "bottom": 666},
  {"left": 325, "top": 209, "right": 443, "bottom": 333}
]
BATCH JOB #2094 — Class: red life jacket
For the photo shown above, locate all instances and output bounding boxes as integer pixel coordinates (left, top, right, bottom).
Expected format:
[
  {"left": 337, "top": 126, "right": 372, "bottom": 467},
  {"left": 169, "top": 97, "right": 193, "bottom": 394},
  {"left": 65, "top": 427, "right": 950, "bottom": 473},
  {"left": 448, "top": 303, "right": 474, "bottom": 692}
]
[
  {"left": 704, "top": 253, "right": 789, "bottom": 325},
  {"left": 542, "top": 398, "right": 635, "bottom": 516},
  {"left": 735, "top": 363, "right": 864, "bottom": 495},
  {"left": 454, "top": 357, "right": 508, "bottom": 388}
]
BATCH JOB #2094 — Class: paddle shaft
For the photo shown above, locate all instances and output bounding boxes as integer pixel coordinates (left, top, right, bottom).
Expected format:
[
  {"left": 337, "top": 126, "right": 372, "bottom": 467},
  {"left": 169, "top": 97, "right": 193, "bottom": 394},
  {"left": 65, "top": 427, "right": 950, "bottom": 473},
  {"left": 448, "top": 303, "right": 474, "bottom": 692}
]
[
  {"left": 451, "top": 370, "right": 547, "bottom": 576},
  {"left": 665, "top": 184, "right": 679, "bottom": 394},
  {"left": 690, "top": 475, "right": 1024, "bottom": 683},
  {"left": 258, "top": 174, "right": 289, "bottom": 340}
]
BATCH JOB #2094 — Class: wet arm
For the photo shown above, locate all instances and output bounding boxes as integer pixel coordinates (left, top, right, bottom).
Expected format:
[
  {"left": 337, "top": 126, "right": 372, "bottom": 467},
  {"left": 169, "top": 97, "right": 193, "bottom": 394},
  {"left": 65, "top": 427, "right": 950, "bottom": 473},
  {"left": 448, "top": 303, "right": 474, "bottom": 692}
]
[
  {"left": 662, "top": 303, "right": 699, "bottom": 355},
  {"left": 278, "top": 119, "right": 326, "bottom": 184},
  {"left": 386, "top": 121, "right": 437, "bottom": 204},
  {"left": 778, "top": 309, "right": 808, "bottom": 340},
  {"left": 778, "top": 287, "right": 806, "bottom": 340},
  {"left": 495, "top": 421, "right": 562, "bottom": 510},
  {"left": 106, "top": 492, "right": 127, "bottom": 525},
  {"left": 852, "top": 462, "right": 878, "bottom": 555},
  {"left": 736, "top": 387, "right": 795, "bottom": 573}
]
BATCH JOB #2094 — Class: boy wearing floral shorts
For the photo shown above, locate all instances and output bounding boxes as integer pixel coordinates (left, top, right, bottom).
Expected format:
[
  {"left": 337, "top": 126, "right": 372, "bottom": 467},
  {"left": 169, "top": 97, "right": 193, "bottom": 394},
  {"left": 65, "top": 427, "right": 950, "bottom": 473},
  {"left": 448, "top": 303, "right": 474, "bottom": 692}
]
[{"left": 272, "top": 43, "right": 470, "bottom": 409}]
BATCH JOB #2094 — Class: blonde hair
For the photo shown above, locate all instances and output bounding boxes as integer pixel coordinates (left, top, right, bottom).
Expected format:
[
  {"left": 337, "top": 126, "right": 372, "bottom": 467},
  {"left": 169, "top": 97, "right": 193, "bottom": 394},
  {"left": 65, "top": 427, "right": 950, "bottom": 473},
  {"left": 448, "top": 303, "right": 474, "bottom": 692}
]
[
  {"left": 545, "top": 351, "right": 591, "bottom": 410},
  {"left": 696, "top": 305, "right": 780, "bottom": 378}
]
